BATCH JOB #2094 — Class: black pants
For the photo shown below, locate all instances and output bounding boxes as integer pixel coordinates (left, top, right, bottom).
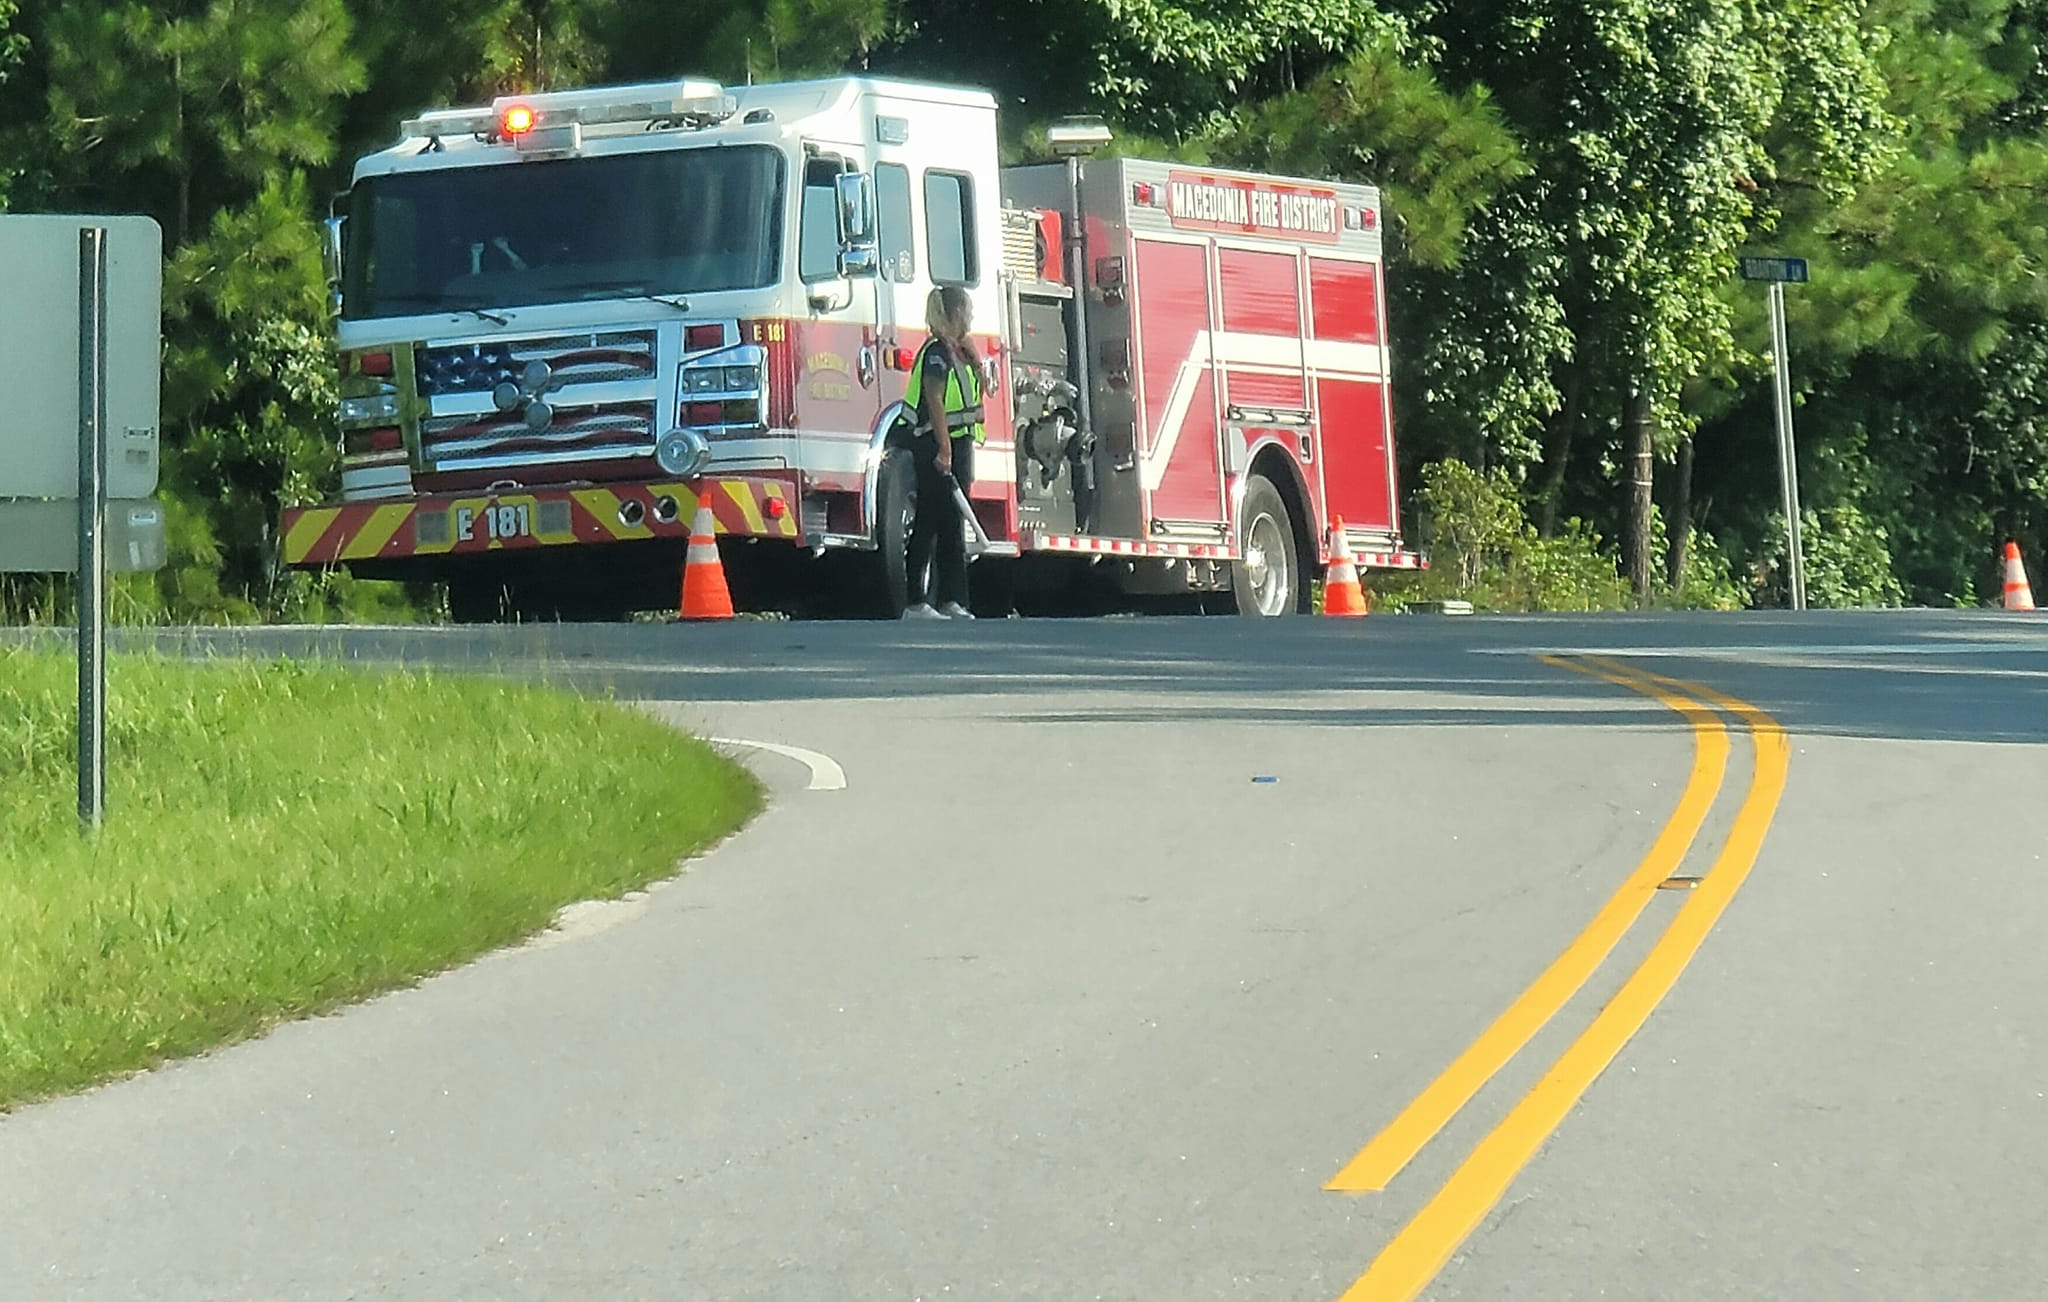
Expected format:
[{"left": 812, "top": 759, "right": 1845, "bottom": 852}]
[{"left": 907, "top": 432, "right": 973, "bottom": 608}]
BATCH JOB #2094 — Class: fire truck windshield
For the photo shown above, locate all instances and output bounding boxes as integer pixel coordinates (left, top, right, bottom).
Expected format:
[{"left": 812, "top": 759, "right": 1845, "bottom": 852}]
[{"left": 341, "top": 145, "right": 785, "bottom": 320}]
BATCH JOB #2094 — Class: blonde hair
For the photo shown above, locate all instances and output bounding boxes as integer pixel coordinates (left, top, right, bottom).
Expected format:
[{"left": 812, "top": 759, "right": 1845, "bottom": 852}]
[{"left": 924, "top": 286, "right": 977, "bottom": 364}]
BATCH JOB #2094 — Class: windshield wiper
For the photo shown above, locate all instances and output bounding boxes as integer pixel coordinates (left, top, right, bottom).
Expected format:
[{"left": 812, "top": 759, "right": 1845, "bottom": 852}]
[
  {"left": 371, "top": 295, "right": 512, "bottom": 326},
  {"left": 569, "top": 281, "right": 692, "bottom": 312}
]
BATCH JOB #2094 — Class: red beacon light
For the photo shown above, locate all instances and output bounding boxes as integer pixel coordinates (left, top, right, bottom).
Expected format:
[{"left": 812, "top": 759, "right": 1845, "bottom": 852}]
[{"left": 499, "top": 104, "right": 536, "bottom": 137}]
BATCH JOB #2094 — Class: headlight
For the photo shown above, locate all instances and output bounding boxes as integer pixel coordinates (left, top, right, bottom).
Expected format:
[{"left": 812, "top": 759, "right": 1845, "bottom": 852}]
[
  {"left": 678, "top": 343, "right": 768, "bottom": 399},
  {"left": 656, "top": 428, "right": 711, "bottom": 476},
  {"left": 338, "top": 393, "right": 399, "bottom": 423}
]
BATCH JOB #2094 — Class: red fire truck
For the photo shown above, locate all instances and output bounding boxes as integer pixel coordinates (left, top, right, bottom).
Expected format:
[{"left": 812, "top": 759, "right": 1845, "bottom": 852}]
[{"left": 287, "top": 76, "right": 1420, "bottom": 619}]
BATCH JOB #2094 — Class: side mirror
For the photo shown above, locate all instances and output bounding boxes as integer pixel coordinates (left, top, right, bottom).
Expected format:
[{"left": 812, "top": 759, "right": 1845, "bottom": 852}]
[
  {"left": 322, "top": 210, "right": 346, "bottom": 318},
  {"left": 837, "top": 246, "right": 879, "bottom": 279},
  {"left": 835, "top": 172, "right": 876, "bottom": 249}
]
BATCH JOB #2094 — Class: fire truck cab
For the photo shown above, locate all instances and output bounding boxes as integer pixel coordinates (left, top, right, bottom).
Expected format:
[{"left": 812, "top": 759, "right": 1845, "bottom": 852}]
[{"left": 290, "top": 75, "right": 1419, "bottom": 618}]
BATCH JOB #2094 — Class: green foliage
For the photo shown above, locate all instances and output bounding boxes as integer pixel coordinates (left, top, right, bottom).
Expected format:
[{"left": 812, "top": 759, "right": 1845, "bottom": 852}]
[
  {"left": 38, "top": 0, "right": 363, "bottom": 243},
  {"left": 1060, "top": 0, "right": 1401, "bottom": 140},
  {"left": 0, "top": 1, "right": 20, "bottom": 205},
  {"left": 1379, "top": 460, "right": 1634, "bottom": 611},
  {"left": 1651, "top": 508, "right": 1748, "bottom": 611},
  {"left": 1378, "top": 460, "right": 1748, "bottom": 612},
  {"left": 1749, "top": 505, "right": 1909, "bottom": 608},
  {"left": 0, "top": 647, "right": 761, "bottom": 1105}
]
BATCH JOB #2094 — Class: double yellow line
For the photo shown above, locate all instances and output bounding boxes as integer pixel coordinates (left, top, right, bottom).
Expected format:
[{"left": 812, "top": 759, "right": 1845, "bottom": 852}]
[{"left": 1328, "top": 656, "right": 1792, "bottom": 1301}]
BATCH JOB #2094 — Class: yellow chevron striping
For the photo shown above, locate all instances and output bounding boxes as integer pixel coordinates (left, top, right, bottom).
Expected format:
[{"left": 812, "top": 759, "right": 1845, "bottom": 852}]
[
  {"left": 283, "top": 508, "right": 342, "bottom": 564},
  {"left": 723, "top": 479, "right": 766, "bottom": 534},
  {"left": 338, "top": 503, "right": 416, "bottom": 561},
  {"left": 573, "top": 488, "right": 636, "bottom": 540},
  {"left": 762, "top": 483, "right": 799, "bottom": 537}
]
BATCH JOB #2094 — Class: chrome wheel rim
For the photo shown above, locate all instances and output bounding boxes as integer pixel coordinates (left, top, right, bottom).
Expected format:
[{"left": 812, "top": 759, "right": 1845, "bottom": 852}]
[{"left": 1243, "top": 510, "right": 1290, "bottom": 616}]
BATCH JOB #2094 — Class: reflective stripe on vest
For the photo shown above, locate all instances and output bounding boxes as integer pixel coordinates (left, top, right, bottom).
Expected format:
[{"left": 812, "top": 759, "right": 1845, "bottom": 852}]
[{"left": 903, "top": 340, "right": 986, "bottom": 444}]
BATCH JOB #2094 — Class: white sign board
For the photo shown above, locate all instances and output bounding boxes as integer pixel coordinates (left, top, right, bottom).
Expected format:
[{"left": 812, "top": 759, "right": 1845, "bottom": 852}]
[
  {"left": 0, "top": 498, "right": 166, "bottom": 573},
  {"left": 0, "top": 214, "right": 163, "bottom": 500}
]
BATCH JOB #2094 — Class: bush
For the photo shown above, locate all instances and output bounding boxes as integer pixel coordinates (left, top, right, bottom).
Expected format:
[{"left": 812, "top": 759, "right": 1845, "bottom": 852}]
[
  {"left": 1373, "top": 459, "right": 1633, "bottom": 612},
  {"left": 1370, "top": 458, "right": 1753, "bottom": 612},
  {"left": 1752, "top": 504, "right": 1907, "bottom": 608}
]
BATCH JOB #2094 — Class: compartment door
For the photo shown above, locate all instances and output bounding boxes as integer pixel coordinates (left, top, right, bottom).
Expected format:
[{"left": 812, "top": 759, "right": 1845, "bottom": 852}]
[
  {"left": 1307, "top": 257, "right": 1396, "bottom": 538},
  {"left": 1132, "top": 238, "right": 1225, "bottom": 531}
]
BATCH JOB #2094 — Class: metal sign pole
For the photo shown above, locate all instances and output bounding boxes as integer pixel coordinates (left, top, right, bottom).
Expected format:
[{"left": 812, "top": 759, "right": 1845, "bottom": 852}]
[
  {"left": 1766, "top": 280, "right": 1807, "bottom": 610},
  {"left": 77, "top": 227, "right": 107, "bottom": 828}
]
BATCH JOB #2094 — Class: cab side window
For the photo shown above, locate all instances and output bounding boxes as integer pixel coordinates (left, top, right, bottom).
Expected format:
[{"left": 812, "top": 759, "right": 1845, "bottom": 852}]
[
  {"left": 875, "top": 162, "right": 914, "bottom": 283},
  {"left": 924, "top": 170, "right": 978, "bottom": 287},
  {"left": 798, "top": 156, "right": 844, "bottom": 282}
]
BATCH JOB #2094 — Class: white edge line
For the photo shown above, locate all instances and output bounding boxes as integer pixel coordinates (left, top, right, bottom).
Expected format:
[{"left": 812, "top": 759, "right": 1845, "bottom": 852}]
[{"left": 709, "top": 737, "right": 848, "bottom": 791}]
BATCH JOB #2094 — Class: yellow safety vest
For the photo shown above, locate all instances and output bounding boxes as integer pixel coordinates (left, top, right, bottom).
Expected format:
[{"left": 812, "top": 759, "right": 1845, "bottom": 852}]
[{"left": 903, "top": 340, "right": 986, "bottom": 445}]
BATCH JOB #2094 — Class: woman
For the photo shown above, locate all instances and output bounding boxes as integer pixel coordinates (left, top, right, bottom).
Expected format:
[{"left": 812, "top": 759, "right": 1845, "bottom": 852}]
[{"left": 901, "top": 285, "right": 985, "bottom": 620}]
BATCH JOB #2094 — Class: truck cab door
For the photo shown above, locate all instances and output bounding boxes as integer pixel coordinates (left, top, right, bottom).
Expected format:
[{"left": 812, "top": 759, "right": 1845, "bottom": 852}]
[{"left": 794, "top": 148, "right": 884, "bottom": 485}]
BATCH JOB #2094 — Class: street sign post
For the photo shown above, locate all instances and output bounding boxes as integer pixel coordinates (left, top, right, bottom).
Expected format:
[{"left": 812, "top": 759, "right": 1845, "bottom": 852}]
[
  {"left": 77, "top": 228, "right": 107, "bottom": 825},
  {"left": 1, "top": 213, "right": 165, "bottom": 828},
  {"left": 1739, "top": 255, "right": 1809, "bottom": 610}
]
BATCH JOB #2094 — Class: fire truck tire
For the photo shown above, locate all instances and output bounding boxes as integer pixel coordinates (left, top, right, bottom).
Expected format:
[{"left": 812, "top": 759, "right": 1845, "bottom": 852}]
[
  {"left": 870, "top": 448, "right": 917, "bottom": 618},
  {"left": 1229, "top": 473, "right": 1304, "bottom": 617}
]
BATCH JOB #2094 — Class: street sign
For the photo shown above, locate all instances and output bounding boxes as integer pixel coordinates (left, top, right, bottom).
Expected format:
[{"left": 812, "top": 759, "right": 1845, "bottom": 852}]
[
  {"left": 1739, "top": 255, "right": 1809, "bottom": 284},
  {"left": 0, "top": 214, "right": 162, "bottom": 501},
  {"left": 1, "top": 219, "right": 165, "bottom": 829}
]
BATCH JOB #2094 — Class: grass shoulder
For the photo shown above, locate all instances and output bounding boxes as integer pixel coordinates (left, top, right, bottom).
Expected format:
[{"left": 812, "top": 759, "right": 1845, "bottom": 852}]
[{"left": 0, "top": 647, "right": 762, "bottom": 1109}]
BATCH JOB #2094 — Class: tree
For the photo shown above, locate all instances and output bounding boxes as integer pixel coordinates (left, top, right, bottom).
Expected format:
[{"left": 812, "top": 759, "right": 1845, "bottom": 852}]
[
  {"left": 600, "top": 0, "right": 898, "bottom": 85},
  {"left": 0, "top": 1, "right": 21, "bottom": 207},
  {"left": 14, "top": 2, "right": 367, "bottom": 617},
  {"left": 36, "top": 0, "right": 362, "bottom": 246},
  {"left": 1375, "top": 0, "right": 1890, "bottom": 599},
  {"left": 876, "top": 0, "right": 1399, "bottom": 144},
  {"left": 1694, "top": 0, "right": 2048, "bottom": 605}
]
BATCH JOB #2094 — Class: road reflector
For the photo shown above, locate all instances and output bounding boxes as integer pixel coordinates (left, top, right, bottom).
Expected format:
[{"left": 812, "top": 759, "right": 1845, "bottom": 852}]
[{"left": 1657, "top": 876, "right": 1701, "bottom": 891}]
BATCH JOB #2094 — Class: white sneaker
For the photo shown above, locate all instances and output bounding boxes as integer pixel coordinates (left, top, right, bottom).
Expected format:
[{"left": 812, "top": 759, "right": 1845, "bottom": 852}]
[
  {"left": 901, "top": 602, "right": 949, "bottom": 620},
  {"left": 936, "top": 601, "right": 975, "bottom": 620}
]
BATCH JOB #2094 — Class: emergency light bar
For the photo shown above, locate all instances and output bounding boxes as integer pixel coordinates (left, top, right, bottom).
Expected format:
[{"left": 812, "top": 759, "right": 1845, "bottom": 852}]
[
  {"left": 400, "top": 79, "right": 736, "bottom": 143},
  {"left": 399, "top": 106, "right": 499, "bottom": 140}
]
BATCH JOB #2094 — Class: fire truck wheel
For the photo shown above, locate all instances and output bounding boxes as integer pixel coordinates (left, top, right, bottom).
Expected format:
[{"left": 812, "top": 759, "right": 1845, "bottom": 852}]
[
  {"left": 1231, "top": 473, "right": 1303, "bottom": 617},
  {"left": 870, "top": 448, "right": 917, "bottom": 617}
]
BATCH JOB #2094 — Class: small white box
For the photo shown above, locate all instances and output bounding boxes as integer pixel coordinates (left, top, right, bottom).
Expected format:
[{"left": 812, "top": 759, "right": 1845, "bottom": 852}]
[{"left": 0, "top": 214, "right": 163, "bottom": 501}]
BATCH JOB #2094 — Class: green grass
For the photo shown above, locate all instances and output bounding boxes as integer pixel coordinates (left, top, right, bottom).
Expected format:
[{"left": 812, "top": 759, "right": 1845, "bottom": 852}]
[{"left": 0, "top": 647, "right": 761, "bottom": 1108}]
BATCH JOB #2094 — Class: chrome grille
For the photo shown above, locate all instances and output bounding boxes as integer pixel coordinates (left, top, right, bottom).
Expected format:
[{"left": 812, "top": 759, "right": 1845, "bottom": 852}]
[
  {"left": 414, "top": 330, "right": 657, "bottom": 397},
  {"left": 419, "top": 402, "right": 657, "bottom": 468}
]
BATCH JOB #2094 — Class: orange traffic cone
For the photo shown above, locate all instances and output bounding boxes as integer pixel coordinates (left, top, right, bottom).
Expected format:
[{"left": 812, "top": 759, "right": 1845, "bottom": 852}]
[
  {"left": 2003, "top": 540, "right": 2036, "bottom": 611},
  {"left": 679, "top": 497, "right": 734, "bottom": 621},
  {"left": 1323, "top": 517, "right": 1369, "bottom": 618}
]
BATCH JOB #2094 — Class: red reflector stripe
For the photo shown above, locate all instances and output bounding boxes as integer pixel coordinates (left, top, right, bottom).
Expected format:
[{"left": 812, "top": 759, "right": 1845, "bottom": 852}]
[{"left": 685, "top": 325, "right": 724, "bottom": 351}]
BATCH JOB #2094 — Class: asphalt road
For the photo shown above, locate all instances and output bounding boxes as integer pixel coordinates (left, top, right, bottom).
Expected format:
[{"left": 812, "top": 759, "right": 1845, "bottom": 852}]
[{"left": 3, "top": 610, "right": 2046, "bottom": 1300}]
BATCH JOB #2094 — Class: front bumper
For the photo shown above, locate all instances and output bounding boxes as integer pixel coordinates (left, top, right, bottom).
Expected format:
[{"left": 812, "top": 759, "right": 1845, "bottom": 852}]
[{"left": 281, "top": 476, "right": 799, "bottom": 569}]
